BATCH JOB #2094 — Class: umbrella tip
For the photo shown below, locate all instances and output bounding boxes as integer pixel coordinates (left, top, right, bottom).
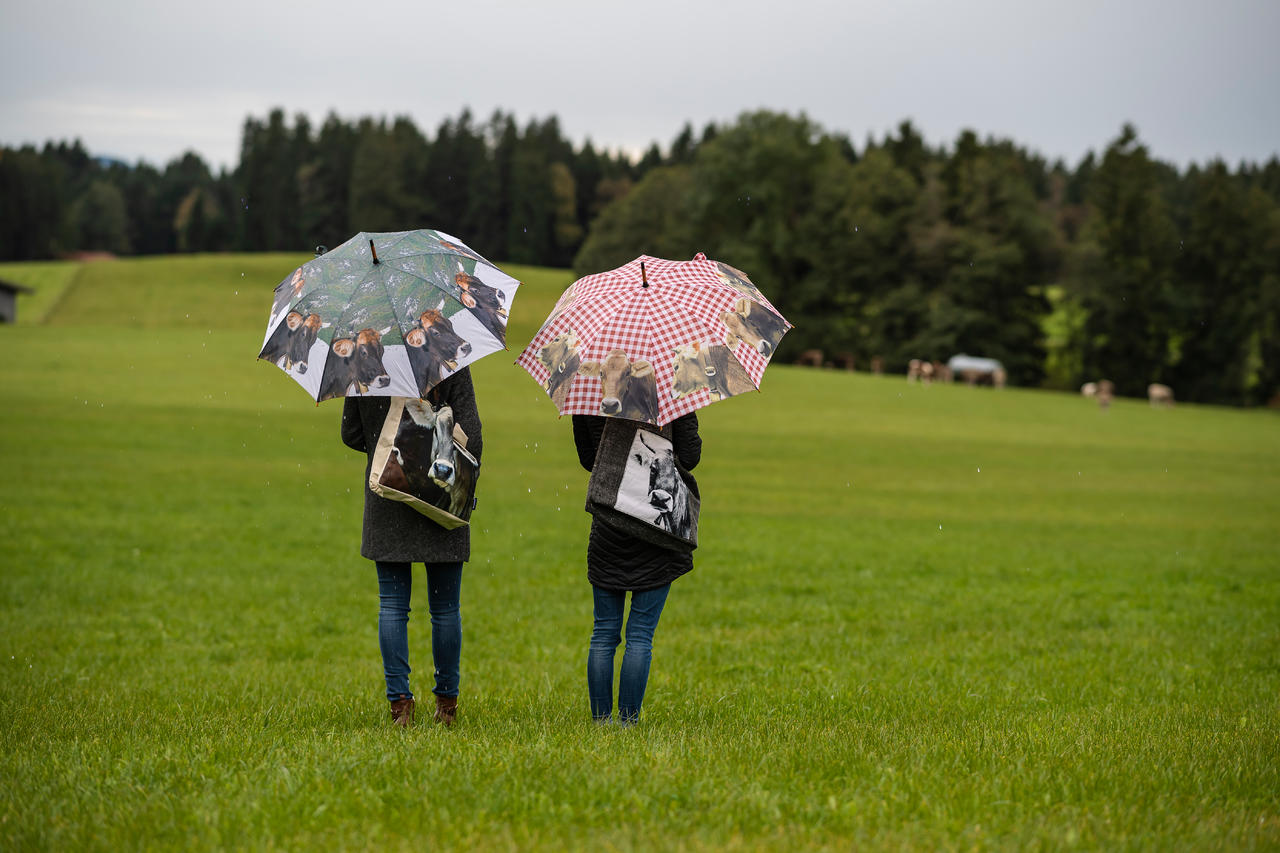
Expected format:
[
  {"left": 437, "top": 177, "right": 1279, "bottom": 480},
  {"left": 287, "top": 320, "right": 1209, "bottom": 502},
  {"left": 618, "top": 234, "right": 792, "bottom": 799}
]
[
  {"left": 370, "top": 239, "right": 380, "bottom": 265},
  {"left": 640, "top": 261, "right": 648, "bottom": 288},
  {"left": 314, "top": 245, "right": 327, "bottom": 257}
]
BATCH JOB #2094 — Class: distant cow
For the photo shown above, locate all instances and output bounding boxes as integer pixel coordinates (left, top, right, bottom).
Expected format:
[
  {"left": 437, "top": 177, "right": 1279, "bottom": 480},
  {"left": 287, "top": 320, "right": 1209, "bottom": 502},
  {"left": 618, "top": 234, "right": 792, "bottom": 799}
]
[
  {"left": 870, "top": 357, "right": 884, "bottom": 375},
  {"left": 455, "top": 271, "right": 508, "bottom": 343},
  {"left": 1097, "top": 380, "right": 1114, "bottom": 410},
  {"left": 907, "top": 359, "right": 936, "bottom": 384},
  {"left": 671, "top": 342, "right": 755, "bottom": 401},
  {"left": 1148, "top": 383, "right": 1174, "bottom": 407},
  {"left": 537, "top": 331, "right": 581, "bottom": 409},
  {"left": 795, "top": 349, "right": 823, "bottom": 367},
  {"left": 630, "top": 430, "right": 693, "bottom": 539},
  {"left": 579, "top": 349, "right": 658, "bottom": 422},
  {"left": 722, "top": 297, "right": 788, "bottom": 358},
  {"left": 318, "top": 326, "right": 392, "bottom": 401},
  {"left": 1081, "top": 382, "right": 1098, "bottom": 398},
  {"left": 406, "top": 307, "right": 472, "bottom": 396},
  {"left": 259, "top": 311, "right": 322, "bottom": 374}
]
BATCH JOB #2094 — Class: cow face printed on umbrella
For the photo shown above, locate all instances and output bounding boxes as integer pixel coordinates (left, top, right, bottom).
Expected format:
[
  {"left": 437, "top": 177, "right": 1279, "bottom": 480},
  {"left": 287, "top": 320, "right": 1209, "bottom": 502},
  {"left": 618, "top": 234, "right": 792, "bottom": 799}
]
[
  {"left": 536, "top": 331, "right": 581, "bottom": 409},
  {"left": 317, "top": 326, "right": 393, "bottom": 401},
  {"left": 454, "top": 271, "right": 509, "bottom": 344},
  {"left": 722, "top": 296, "right": 788, "bottom": 359},
  {"left": 404, "top": 305, "right": 473, "bottom": 397},
  {"left": 670, "top": 341, "right": 756, "bottom": 401},
  {"left": 258, "top": 311, "right": 324, "bottom": 375},
  {"left": 578, "top": 349, "right": 658, "bottom": 423}
]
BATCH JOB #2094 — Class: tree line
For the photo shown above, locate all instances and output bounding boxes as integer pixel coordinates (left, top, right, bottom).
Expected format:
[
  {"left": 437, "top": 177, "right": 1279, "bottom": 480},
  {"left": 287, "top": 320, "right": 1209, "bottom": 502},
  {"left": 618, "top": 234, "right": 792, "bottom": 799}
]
[{"left": 2, "top": 108, "right": 1278, "bottom": 405}]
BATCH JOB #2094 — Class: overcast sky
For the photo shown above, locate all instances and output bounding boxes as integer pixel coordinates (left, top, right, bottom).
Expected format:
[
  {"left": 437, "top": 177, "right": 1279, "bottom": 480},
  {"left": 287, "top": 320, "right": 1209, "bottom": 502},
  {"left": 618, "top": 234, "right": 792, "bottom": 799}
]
[{"left": 2, "top": 0, "right": 1277, "bottom": 171}]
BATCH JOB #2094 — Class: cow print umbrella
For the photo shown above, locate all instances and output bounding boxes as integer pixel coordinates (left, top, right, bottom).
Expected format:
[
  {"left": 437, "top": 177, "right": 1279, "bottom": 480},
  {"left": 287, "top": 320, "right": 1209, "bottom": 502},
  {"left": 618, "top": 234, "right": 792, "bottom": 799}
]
[
  {"left": 516, "top": 253, "right": 791, "bottom": 426},
  {"left": 258, "top": 229, "right": 520, "bottom": 402}
]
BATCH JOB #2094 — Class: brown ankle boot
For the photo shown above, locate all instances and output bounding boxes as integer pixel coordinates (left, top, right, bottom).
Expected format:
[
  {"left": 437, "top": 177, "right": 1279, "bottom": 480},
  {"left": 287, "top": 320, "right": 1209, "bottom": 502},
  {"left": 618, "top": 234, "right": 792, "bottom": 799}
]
[
  {"left": 390, "top": 695, "right": 415, "bottom": 728},
  {"left": 434, "top": 694, "right": 457, "bottom": 727}
]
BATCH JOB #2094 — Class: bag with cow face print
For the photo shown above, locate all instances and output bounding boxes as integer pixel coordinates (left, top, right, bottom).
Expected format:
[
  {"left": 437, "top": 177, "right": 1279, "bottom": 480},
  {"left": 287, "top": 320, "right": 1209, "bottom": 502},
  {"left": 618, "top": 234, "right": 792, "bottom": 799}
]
[
  {"left": 586, "top": 419, "right": 699, "bottom": 552},
  {"left": 369, "top": 397, "right": 479, "bottom": 530}
]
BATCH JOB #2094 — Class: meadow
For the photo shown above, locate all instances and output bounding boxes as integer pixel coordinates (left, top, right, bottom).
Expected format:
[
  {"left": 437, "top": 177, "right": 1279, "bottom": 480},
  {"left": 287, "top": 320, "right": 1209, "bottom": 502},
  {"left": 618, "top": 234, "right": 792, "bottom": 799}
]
[{"left": 0, "top": 254, "right": 1277, "bottom": 850}]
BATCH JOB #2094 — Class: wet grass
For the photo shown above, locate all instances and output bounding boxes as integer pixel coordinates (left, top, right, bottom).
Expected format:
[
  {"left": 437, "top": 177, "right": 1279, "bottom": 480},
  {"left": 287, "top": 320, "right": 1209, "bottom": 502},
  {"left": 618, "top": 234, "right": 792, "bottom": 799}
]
[{"left": 1, "top": 256, "right": 1278, "bottom": 850}]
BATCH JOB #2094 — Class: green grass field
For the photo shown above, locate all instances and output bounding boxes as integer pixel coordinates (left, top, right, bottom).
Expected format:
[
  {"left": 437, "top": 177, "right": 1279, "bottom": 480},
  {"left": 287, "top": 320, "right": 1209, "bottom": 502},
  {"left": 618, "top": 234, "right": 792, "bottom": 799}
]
[{"left": 1, "top": 255, "right": 1277, "bottom": 850}]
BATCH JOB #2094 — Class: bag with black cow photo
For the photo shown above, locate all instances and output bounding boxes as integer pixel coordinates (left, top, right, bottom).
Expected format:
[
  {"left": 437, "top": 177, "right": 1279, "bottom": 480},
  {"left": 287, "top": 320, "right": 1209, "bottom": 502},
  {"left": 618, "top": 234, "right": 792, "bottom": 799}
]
[
  {"left": 369, "top": 397, "right": 479, "bottom": 529},
  {"left": 586, "top": 418, "right": 700, "bottom": 552}
]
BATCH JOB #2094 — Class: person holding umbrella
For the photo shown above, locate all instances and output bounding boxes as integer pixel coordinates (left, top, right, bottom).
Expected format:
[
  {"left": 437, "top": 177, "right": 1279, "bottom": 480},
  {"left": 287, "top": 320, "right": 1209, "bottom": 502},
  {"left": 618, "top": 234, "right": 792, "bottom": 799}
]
[
  {"left": 572, "top": 411, "right": 701, "bottom": 726},
  {"left": 517, "top": 253, "right": 791, "bottom": 725},
  {"left": 341, "top": 373, "right": 481, "bottom": 728},
  {"left": 258, "top": 229, "right": 520, "bottom": 727}
]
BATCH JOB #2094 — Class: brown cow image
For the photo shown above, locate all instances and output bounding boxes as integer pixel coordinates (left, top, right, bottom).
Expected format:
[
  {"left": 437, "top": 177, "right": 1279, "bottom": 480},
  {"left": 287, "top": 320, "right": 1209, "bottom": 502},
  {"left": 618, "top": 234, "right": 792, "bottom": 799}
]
[
  {"left": 579, "top": 349, "right": 658, "bottom": 422},
  {"left": 722, "top": 297, "right": 788, "bottom": 358},
  {"left": 259, "top": 311, "right": 321, "bottom": 374},
  {"left": 713, "top": 261, "right": 761, "bottom": 300},
  {"left": 671, "top": 342, "right": 755, "bottom": 401},
  {"left": 907, "top": 359, "right": 936, "bottom": 383},
  {"left": 795, "top": 349, "right": 823, "bottom": 367},
  {"left": 1148, "top": 383, "right": 1174, "bottom": 407},
  {"left": 455, "top": 272, "right": 508, "bottom": 343},
  {"left": 268, "top": 267, "right": 306, "bottom": 326},
  {"left": 537, "top": 331, "right": 581, "bottom": 409},
  {"left": 318, "top": 327, "right": 392, "bottom": 401},
  {"left": 406, "top": 308, "right": 472, "bottom": 396}
]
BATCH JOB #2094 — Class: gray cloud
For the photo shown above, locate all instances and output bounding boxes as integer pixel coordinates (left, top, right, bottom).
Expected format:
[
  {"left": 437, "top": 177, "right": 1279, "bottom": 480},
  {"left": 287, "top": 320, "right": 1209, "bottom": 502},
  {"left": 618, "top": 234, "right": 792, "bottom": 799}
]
[{"left": 2, "top": 0, "right": 1277, "bottom": 169}]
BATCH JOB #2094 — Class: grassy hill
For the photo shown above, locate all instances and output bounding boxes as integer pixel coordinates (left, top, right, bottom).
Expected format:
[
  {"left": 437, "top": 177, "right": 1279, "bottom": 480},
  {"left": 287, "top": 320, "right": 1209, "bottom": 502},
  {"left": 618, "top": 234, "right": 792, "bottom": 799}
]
[{"left": 0, "top": 255, "right": 1277, "bottom": 850}]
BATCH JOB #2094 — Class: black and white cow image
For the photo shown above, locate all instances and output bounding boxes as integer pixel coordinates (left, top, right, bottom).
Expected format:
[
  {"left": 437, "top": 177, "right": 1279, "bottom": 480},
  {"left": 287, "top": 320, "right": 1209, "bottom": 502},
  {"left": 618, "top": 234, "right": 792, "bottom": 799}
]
[
  {"left": 455, "top": 271, "right": 508, "bottom": 343},
  {"left": 405, "top": 307, "right": 472, "bottom": 396},
  {"left": 617, "top": 431, "right": 692, "bottom": 539},
  {"left": 393, "top": 401, "right": 477, "bottom": 519},
  {"left": 259, "top": 311, "right": 322, "bottom": 373},
  {"left": 670, "top": 341, "right": 755, "bottom": 401},
  {"left": 317, "top": 327, "right": 392, "bottom": 401},
  {"left": 579, "top": 349, "right": 658, "bottom": 423},
  {"left": 722, "top": 297, "right": 788, "bottom": 358},
  {"left": 537, "top": 331, "right": 581, "bottom": 410}
]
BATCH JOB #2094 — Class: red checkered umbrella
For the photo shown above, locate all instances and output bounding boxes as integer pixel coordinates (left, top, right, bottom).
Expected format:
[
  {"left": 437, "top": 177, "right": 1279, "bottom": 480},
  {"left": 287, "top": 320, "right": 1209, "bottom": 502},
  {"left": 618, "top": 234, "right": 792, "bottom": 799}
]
[{"left": 515, "top": 253, "right": 792, "bottom": 426}]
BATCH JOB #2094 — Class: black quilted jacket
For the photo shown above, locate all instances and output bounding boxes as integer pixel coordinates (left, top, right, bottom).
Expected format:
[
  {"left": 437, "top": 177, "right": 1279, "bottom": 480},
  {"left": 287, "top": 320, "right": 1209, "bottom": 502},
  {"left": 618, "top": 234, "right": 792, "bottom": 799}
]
[{"left": 572, "top": 413, "right": 702, "bottom": 591}]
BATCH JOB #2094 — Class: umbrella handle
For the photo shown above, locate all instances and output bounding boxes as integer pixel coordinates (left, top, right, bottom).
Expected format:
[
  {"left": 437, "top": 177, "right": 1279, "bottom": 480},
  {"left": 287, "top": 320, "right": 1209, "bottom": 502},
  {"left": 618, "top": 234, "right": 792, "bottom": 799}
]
[{"left": 370, "top": 239, "right": 380, "bottom": 265}]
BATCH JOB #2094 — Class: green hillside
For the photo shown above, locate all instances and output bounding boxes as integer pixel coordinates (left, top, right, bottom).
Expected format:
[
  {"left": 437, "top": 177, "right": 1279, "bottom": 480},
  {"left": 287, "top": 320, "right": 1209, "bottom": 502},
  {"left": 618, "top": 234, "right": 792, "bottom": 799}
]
[{"left": 0, "top": 256, "right": 1277, "bottom": 850}]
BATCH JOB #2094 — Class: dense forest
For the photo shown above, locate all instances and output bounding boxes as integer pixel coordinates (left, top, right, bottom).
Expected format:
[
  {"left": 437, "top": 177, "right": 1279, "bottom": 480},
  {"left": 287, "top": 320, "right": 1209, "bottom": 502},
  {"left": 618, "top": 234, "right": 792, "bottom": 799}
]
[{"left": 2, "top": 108, "right": 1278, "bottom": 405}]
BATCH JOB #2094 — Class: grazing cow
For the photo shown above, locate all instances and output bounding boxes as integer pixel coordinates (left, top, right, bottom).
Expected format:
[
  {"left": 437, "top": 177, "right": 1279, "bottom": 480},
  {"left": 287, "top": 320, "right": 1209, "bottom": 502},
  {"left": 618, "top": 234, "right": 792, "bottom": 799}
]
[
  {"left": 1097, "top": 379, "right": 1114, "bottom": 410},
  {"left": 391, "top": 401, "right": 477, "bottom": 519},
  {"left": 907, "top": 359, "right": 936, "bottom": 384},
  {"left": 318, "top": 326, "right": 392, "bottom": 401},
  {"left": 795, "top": 349, "right": 823, "bottom": 367},
  {"left": 455, "top": 272, "right": 508, "bottom": 343},
  {"left": 629, "top": 431, "right": 692, "bottom": 539},
  {"left": 259, "top": 311, "right": 322, "bottom": 373},
  {"left": 405, "top": 307, "right": 472, "bottom": 396},
  {"left": 1081, "top": 382, "right": 1098, "bottom": 398},
  {"left": 833, "top": 352, "right": 855, "bottom": 371},
  {"left": 722, "top": 297, "right": 788, "bottom": 358},
  {"left": 579, "top": 349, "right": 658, "bottom": 423},
  {"left": 537, "top": 331, "right": 581, "bottom": 409},
  {"left": 870, "top": 357, "right": 884, "bottom": 375},
  {"left": 1148, "top": 383, "right": 1175, "bottom": 407},
  {"left": 670, "top": 342, "right": 755, "bottom": 401}
]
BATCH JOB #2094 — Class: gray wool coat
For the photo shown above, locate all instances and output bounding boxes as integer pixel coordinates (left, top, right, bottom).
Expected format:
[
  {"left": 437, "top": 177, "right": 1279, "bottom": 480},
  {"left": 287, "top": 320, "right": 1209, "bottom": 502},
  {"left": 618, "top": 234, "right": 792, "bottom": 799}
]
[{"left": 340, "top": 369, "right": 482, "bottom": 563}]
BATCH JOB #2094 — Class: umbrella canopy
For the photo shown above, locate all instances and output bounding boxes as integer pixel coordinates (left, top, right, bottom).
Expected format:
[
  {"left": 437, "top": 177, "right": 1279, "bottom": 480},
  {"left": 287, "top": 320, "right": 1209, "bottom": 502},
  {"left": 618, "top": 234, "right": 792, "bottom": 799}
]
[
  {"left": 516, "top": 253, "right": 791, "bottom": 426},
  {"left": 258, "top": 229, "right": 519, "bottom": 401}
]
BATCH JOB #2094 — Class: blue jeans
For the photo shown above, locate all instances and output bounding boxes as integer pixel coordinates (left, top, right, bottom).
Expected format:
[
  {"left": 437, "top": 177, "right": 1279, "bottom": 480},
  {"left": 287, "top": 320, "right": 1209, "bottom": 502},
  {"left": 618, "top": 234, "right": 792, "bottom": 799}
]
[
  {"left": 376, "top": 561, "right": 462, "bottom": 702},
  {"left": 588, "top": 584, "right": 671, "bottom": 724}
]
